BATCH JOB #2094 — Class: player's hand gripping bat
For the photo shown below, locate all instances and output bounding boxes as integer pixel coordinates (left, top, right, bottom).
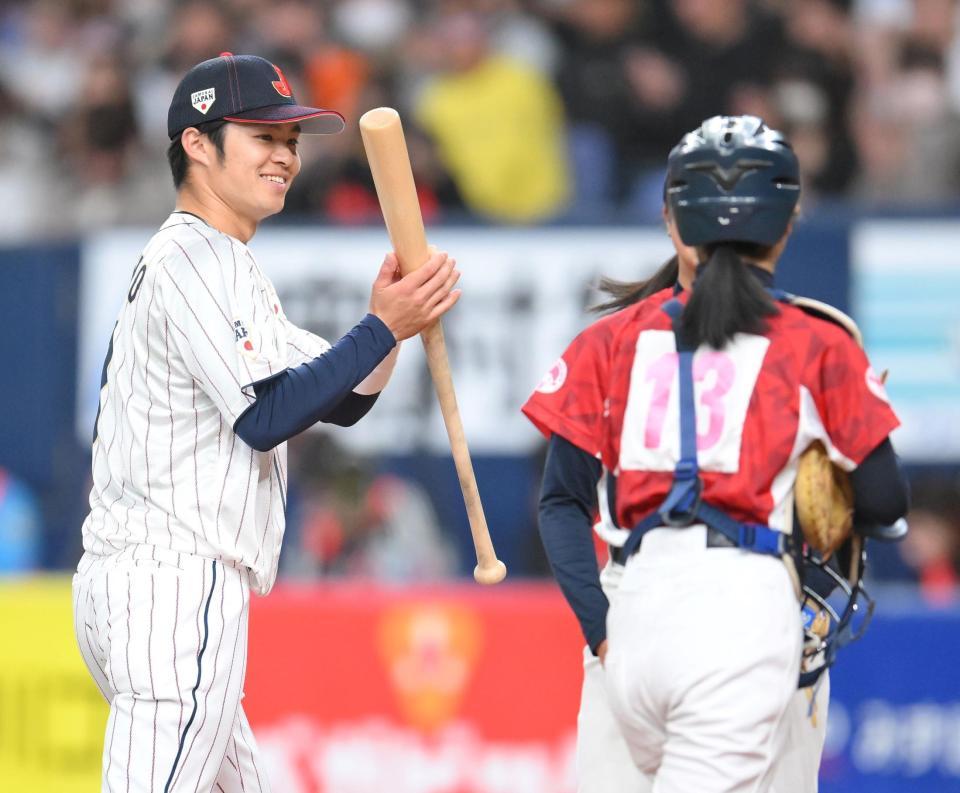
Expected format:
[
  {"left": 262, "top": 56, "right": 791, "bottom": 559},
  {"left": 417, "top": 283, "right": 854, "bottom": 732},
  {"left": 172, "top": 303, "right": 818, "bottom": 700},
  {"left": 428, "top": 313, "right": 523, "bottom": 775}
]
[{"left": 359, "top": 107, "right": 507, "bottom": 585}]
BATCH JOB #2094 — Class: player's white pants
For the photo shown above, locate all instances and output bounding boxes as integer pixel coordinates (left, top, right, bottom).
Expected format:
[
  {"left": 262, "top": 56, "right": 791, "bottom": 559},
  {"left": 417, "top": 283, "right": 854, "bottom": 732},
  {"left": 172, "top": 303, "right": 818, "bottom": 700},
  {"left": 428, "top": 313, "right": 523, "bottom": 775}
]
[
  {"left": 577, "top": 646, "right": 654, "bottom": 792},
  {"left": 577, "top": 649, "right": 829, "bottom": 793},
  {"left": 73, "top": 546, "right": 269, "bottom": 793},
  {"left": 575, "top": 559, "right": 652, "bottom": 793},
  {"left": 773, "top": 672, "right": 830, "bottom": 793},
  {"left": 576, "top": 559, "right": 829, "bottom": 793},
  {"left": 603, "top": 527, "right": 802, "bottom": 793}
]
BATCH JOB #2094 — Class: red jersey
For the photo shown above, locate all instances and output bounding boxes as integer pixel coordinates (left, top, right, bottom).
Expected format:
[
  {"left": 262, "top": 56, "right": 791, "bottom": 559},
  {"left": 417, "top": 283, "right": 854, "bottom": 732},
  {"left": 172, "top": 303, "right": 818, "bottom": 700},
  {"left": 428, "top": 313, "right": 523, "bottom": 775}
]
[{"left": 522, "top": 289, "right": 900, "bottom": 534}]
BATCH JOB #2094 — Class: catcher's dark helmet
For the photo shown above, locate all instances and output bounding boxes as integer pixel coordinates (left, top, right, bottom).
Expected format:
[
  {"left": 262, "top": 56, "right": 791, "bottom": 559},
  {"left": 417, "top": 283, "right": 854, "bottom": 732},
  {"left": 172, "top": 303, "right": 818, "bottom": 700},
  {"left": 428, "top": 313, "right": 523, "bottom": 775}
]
[{"left": 666, "top": 115, "right": 800, "bottom": 247}]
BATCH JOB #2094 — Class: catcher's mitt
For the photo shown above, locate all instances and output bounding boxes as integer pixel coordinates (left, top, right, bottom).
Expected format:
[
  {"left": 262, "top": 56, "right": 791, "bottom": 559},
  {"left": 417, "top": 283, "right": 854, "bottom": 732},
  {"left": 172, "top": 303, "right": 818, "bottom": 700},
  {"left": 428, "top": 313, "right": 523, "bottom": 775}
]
[{"left": 795, "top": 440, "right": 854, "bottom": 559}]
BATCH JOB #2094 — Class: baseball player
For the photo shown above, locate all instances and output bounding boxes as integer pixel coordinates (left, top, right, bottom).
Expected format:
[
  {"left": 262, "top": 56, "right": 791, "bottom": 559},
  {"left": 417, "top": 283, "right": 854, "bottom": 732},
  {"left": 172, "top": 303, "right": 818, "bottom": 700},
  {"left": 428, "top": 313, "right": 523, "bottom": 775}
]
[
  {"left": 578, "top": 246, "right": 843, "bottom": 793},
  {"left": 71, "top": 53, "right": 460, "bottom": 792},
  {"left": 550, "top": 207, "right": 835, "bottom": 793},
  {"left": 523, "top": 116, "right": 909, "bottom": 792}
]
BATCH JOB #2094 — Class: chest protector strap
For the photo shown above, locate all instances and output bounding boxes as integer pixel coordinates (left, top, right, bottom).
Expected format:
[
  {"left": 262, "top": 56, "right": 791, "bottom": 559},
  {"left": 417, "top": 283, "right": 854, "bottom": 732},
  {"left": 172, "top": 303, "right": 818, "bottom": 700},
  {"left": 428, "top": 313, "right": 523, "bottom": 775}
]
[{"left": 619, "top": 298, "right": 789, "bottom": 559}]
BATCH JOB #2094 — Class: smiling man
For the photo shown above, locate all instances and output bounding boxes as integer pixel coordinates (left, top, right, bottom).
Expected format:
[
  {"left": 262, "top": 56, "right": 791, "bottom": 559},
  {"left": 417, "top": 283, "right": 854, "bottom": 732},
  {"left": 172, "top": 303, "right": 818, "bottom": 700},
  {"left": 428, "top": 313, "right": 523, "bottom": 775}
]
[{"left": 71, "top": 53, "right": 461, "bottom": 792}]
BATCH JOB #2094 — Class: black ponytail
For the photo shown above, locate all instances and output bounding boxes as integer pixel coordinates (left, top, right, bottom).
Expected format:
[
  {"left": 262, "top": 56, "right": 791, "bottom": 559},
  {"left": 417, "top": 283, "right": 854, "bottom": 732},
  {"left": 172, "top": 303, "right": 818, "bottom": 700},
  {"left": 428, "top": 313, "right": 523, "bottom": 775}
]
[
  {"left": 591, "top": 256, "right": 680, "bottom": 315},
  {"left": 680, "top": 244, "right": 779, "bottom": 349}
]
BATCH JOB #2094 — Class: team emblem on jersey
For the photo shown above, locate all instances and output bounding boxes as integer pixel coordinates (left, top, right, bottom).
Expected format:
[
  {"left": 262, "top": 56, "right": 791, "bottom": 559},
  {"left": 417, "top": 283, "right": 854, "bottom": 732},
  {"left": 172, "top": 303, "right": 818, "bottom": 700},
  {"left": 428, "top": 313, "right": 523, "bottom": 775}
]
[
  {"left": 191, "top": 87, "right": 216, "bottom": 114},
  {"left": 865, "top": 366, "right": 890, "bottom": 403},
  {"left": 535, "top": 357, "right": 567, "bottom": 394},
  {"left": 234, "top": 318, "right": 258, "bottom": 356}
]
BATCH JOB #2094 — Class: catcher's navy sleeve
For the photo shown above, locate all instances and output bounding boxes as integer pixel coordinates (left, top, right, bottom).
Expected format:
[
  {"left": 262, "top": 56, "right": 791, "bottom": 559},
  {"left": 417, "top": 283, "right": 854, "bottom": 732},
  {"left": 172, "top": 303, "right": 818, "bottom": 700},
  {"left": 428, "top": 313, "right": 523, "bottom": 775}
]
[
  {"left": 850, "top": 438, "right": 910, "bottom": 526},
  {"left": 539, "top": 433, "right": 609, "bottom": 653},
  {"left": 233, "top": 314, "right": 395, "bottom": 451}
]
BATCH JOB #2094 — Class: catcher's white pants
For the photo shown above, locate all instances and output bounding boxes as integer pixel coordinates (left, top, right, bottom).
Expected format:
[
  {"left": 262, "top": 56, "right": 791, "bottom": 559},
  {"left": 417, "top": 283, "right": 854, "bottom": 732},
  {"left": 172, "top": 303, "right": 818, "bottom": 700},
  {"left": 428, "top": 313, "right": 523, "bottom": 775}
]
[
  {"left": 576, "top": 557, "right": 828, "bottom": 793},
  {"left": 774, "top": 672, "right": 830, "bottom": 793},
  {"left": 576, "top": 647, "right": 829, "bottom": 793},
  {"left": 603, "top": 527, "right": 802, "bottom": 793},
  {"left": 575, "top": 559, "right": 653, "bottom": 793},
  {"left": 577, "top": 646, "right": 654, "bottom": 792},
  {"left": 73, "top": 546, "right": 270, "bottom": 793}
]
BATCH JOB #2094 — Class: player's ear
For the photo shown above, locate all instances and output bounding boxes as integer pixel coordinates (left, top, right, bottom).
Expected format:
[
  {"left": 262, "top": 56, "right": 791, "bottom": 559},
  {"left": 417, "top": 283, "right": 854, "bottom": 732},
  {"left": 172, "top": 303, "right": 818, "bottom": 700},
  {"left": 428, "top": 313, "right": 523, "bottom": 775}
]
[{"left": 181, "top": 127, "right": 212, "bottom": 168}]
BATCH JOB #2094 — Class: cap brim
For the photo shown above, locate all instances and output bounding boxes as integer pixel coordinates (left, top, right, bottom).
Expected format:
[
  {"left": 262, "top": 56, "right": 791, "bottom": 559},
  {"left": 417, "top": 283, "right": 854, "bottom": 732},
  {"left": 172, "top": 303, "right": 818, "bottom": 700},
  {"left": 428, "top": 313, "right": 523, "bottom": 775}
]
[{"left": 224, "top": 105, "right": 345, "bottom": 135}]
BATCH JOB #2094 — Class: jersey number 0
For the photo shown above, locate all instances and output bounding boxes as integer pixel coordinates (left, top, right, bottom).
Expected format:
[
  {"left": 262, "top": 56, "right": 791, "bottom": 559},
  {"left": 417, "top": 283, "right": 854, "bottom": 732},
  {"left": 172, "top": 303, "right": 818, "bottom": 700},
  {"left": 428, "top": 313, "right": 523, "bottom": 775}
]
[{"left": 93, "top": 258, "right": 146, "bottom": 442}]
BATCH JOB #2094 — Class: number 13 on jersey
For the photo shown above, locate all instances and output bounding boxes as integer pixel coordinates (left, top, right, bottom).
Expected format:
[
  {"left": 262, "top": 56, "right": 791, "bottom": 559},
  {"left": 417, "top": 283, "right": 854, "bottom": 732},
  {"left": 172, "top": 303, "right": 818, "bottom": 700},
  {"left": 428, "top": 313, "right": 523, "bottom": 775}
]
[{"left": 619, "top": 330, "right": 770, "bottom": 474}]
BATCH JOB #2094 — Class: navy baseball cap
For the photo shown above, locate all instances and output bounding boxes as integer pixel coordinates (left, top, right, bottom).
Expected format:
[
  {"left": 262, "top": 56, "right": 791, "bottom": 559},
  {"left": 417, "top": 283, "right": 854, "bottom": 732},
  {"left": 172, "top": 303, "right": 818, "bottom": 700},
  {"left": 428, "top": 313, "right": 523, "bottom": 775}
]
[{"left": 167, "top": 52, "right": 345, "bottom": 140}]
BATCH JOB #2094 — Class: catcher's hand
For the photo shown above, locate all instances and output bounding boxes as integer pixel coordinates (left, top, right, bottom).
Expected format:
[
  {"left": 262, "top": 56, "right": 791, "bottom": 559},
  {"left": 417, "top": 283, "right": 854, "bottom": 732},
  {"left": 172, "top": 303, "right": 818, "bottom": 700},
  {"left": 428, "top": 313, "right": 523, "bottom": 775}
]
[{"left": 795, "top": 440, "right": 854, "bottom": 560}]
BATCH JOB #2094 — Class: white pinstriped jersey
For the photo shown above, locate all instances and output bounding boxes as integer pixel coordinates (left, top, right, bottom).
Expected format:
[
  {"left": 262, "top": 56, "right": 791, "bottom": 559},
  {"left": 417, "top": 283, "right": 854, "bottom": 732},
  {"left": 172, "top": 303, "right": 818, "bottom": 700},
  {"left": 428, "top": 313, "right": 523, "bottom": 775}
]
[{"left": 82, "top": 212, "right": 330, "bottom": 595}]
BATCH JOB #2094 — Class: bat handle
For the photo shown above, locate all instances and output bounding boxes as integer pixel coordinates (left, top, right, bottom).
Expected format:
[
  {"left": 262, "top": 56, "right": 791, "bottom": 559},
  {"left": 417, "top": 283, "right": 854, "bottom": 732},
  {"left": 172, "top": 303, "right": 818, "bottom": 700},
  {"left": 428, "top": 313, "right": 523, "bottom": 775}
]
[{"left": 420, "top": 322, "right": 507, "bottom": 585}]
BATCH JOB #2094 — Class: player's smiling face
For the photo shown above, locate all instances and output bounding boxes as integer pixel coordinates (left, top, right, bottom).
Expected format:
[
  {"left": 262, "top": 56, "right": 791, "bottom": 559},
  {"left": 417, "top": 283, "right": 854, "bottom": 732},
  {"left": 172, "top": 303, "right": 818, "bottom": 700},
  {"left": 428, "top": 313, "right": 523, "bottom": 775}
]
[{"left": 209, "top": 121, "right": 302, "bottom": 227}]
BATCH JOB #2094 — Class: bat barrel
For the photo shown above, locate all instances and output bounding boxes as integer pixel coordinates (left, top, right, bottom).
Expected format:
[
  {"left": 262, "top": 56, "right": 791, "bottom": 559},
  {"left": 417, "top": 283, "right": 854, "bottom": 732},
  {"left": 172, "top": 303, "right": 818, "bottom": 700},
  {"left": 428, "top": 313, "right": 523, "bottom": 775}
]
[{"left": 359, "top": 107, "right": 429, "bottom": 275}]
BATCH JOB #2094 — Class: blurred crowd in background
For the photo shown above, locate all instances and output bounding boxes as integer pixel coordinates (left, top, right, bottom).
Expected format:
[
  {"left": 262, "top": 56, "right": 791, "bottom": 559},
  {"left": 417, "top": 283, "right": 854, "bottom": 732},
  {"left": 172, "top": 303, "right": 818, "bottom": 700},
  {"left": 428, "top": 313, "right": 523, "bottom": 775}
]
[
  {"left": 2, "top": 0, "right": 960, "bottom": 241},
  {"left": 1, "top": 0, "right": 960, "bottom": 600}
]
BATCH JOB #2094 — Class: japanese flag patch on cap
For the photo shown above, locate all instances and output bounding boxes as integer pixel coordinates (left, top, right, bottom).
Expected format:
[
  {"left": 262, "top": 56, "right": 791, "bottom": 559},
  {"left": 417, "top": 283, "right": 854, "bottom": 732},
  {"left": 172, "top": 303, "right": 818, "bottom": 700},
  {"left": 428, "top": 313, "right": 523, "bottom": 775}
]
[{"left": 191, "top": 88, "right": 216, "bottom": 114}]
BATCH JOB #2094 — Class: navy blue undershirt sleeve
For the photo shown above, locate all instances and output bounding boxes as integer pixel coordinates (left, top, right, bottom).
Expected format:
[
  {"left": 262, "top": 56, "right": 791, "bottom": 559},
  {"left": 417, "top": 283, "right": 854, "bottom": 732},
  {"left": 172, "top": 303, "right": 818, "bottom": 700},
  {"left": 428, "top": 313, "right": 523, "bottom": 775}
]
[
  {"left": 322, "top": 392, "right": 379, "bottom": 427},
  {"left": 233, "top": 314, "right": 395, "bottom": 451},
  {"left": 851, "top": 437, "right": 910, "bottom": 527},
  {"left": 539, "top": 433, "right": 608, "bottom": 653}
]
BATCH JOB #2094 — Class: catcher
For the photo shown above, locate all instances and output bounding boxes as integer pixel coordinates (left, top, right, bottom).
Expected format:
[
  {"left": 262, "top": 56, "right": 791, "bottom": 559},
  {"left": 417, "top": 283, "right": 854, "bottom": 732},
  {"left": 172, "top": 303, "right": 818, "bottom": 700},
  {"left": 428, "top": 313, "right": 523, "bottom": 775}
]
[
  {"left": 529, "top": 204, "right": 905, "bottom": 793},
  {"left": 524, "top": 115, "right": 909, "bottom": 792}
]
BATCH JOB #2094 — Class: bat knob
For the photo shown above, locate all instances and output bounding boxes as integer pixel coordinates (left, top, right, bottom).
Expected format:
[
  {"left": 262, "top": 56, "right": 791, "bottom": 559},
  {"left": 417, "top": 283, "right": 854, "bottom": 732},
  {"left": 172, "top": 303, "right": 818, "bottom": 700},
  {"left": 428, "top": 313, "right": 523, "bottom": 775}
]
[{"left": 473, "top": 560, "right": 507, "bottom": 586}]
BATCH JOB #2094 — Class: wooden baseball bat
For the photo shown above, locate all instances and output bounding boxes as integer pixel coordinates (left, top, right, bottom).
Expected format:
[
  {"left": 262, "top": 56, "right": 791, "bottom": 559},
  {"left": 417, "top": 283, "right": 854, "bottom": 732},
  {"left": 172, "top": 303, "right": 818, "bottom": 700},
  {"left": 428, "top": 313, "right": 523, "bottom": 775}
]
[{"left": 359, "top": 107, "right": 507, "bottom": 585}]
